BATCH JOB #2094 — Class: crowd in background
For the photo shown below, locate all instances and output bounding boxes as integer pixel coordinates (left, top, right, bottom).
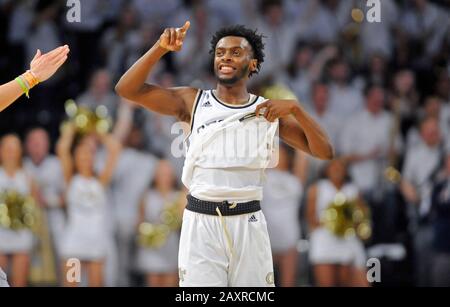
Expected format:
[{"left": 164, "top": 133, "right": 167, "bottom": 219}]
[{"left": 0, "top": 0, "right": 449, "bottom": 286}]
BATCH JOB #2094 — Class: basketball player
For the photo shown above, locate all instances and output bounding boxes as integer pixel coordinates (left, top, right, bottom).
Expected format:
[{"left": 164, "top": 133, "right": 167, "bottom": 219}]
[{"left": 116, "top": 21, "right": 333, "bottom": 287}]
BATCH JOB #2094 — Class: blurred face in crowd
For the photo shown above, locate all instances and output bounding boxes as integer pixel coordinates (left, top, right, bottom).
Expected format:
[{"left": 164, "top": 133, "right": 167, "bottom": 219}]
[
  {"left": 193, "top": 3, "right": 208, "bottom": 27},
  {"left": 0, "top": 135, "right": 22, "bottom": 169},
  {"left": 366, "top": 87, "right": 385, "bottom": 114},
  {"left": 90, "top": 70, "right": 112, "bottom": 96},
  {"left": 330, "top": 61, "right": 349, "bottom": 84},
  {"left": 25, "top": 128, "right": 49, "bottom": 165},
  {"left": 140, "top": 23, "right": 157, "bottom": 47},
  {"left": 414, "top": 0, "right": 427, "bottom": 10},
  {"left": 325, "top": 159, "right": 347, "bottom": 186},
  {"left": 295, "top": 46, "right": 313, "bottom": 69},
  {"left": 424, "top": 97, "right": 441, "bottom": 118},
  {"left": 370, "top": 54, "right": 386, "bottom": 75},
  {"left": 154, "top": 159, "right": 176, "bottom": 190},
  {"left": 312, "top": 83, "right": 329, "bottom": 114},
  {"left": 324, "top": 0, "right": 339, "bottom": 10},
  {"left": 264, "top": 3, "right": 283, "bottom": 26},
  {"left": 394, "top": 70, "right": 415, "bottom": 95},
  {"left": 420, "top": 117, "right": 441, "bottom": 147},
  {"left": 74, "top": 135, "right": 97, "bottom": 176},
  {"left": 120, "top": 6, "right": 137, "bottom": 29},
  {"left": 436, "top": 70, "right": 449, "bottom": 100},
  {"left": 214, "top": 36, "right": 256, "bottom": 85},
  {"left": 126, "top": 126, "right": 144, "bottom": 149}
]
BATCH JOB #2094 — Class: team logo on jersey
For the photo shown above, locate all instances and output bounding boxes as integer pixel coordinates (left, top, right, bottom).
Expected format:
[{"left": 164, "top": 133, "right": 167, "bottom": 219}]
[
  {"left": 266, "top": 272, "right": 275, "bottom": 285},
  {"left": 178, "top": 268, "right": 187, "bottom": 282},
  {"left": 202, "top": 100, "right": 212, "bottom": 107},
  {"left": 248, "top": 214, "right": 258, "bottom": 222}
]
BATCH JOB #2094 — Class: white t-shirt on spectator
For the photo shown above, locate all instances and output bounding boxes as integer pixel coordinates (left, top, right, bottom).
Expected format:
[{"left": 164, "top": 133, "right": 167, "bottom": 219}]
[
  {"left": 339, "top": 109, "right": 400, "bottom": 192},
  {"left": 400, "top": 2, "right": 449, "bottom": 56},
  {"left": 328, "top": 83, "right": 364, "bottom": 119},
  {"left": 402, "top": 142, "right": 441, "bottom": 189},
  {"left": 359, "top": 0, "right": 398, "bottom": 60}
]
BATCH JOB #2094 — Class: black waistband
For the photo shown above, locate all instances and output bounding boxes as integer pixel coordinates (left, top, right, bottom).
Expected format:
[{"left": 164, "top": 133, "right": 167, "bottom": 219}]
[{"left": 186, "top": 194, "right": 261, "bottom": 216}]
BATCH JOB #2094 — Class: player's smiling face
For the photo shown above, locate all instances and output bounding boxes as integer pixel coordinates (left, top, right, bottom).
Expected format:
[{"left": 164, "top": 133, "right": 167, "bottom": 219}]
[{"left": 214, "top": 36, "right": 257, "bottom": 85}]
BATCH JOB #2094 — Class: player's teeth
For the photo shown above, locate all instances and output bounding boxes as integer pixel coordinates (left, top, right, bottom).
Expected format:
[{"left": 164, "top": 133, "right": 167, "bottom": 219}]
[{"left": 221, "top": 67, "right": 233, "bottom": 73}]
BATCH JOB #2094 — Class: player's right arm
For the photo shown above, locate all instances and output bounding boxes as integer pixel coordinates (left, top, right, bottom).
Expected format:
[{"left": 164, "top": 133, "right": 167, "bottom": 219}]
[{"left": 115, "top": 21, "right": 198, "bottom": 123}]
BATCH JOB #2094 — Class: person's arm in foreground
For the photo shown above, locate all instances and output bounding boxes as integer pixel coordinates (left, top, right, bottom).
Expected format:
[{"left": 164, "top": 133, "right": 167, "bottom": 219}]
[{"left": 0, "top": 45, "right": 70, "bottom": 111}]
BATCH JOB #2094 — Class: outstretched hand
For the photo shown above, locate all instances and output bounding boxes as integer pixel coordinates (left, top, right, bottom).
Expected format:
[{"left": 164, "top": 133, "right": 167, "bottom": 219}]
[
  {"left": 159, "top": 21, "right": 191, "bottom": 52},
  {"left": 30, "top": 45, "right": 70, "bottom": 82}
]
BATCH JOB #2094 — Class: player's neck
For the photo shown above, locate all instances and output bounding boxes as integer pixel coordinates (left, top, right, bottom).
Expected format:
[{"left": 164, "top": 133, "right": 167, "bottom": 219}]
[{"left": 214, "top": 83, "right": 250, "bottom": 105}]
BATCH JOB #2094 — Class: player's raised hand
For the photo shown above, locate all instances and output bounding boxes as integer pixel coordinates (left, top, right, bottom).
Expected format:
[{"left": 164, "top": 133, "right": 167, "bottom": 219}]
[
  {"left": 30, "top": 45, "right": 70, "bottom": 82},
  {"left": 159, "top": 21, "right": 190, "bottom": 52}
]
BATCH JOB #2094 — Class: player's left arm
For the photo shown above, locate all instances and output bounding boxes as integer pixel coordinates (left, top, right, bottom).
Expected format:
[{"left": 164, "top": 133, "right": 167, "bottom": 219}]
[{"left": 255, "top": 99, "right": 334, "bottom": 160}]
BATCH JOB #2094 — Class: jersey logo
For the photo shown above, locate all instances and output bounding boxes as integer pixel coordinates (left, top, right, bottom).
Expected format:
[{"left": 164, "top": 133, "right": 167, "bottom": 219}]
[{"left": 201, "top": 100, "right": 212, "bottom": 107}]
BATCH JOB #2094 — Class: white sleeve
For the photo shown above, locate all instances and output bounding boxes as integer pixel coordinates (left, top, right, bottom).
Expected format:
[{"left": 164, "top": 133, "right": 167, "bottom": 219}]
[{"left": 401, "top": 150, "right": 417, "bottom": 184}]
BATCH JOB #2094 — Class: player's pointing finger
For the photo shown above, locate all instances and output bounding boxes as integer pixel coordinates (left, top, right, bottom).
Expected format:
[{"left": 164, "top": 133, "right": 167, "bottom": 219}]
[{"left": 179, "top": 21, "right": 190, "bottom": 34}]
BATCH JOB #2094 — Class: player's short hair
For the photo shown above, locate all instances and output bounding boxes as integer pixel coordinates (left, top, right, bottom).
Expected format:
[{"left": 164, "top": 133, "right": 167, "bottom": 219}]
[{"left": 210, "top": 25, "right": 265, "bottom": 77}]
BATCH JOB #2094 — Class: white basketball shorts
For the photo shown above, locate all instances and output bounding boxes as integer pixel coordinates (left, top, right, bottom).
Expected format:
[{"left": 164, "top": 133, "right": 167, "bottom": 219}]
[
  {"left": 178, "top": 209, "right": 275, "bottom": 287},
  {"left": 0, "top": 267, "right": 9, "bottom": 287}
]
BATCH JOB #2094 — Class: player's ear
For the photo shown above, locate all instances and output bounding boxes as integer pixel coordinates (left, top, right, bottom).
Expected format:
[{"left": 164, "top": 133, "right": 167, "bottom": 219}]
[{"left": 250, "top": 59, "right": 258, "bottom": 73}]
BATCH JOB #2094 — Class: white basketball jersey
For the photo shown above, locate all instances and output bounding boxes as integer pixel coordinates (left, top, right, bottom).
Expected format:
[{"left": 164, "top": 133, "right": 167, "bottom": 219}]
[{"left": 182, "top": 89, "right": 279, "bottom": 202}]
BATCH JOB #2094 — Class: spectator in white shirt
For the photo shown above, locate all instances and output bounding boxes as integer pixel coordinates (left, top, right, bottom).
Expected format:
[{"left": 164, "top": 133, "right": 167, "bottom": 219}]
[
  {"left": 296, "top": 81, "right": 342, "bottom": 187},
  {"left": 390, "top": 69, "right": 419, "bottom": 138},
  {"left": 100, "top": 5, "right": 140, "bottom": 82},
  {"left": 77, "top": 69, "right": 119, "bottom": 118},
  {"left": 401, "top": 116, "right": 442, "bottom": 214},
  {"left": 400, "top": 0, "right": 449, "bottom": 60},
  {"left": 111, "top": 125, "right": 157, "bottom": 286},
  {"left": 250, "top": 0, "right": 299, "bottom": 81},
  {"left": 24, "top": 127, "right": 64, "bottom": 281},
  {"left": 400, "top": 116, "right": 443, "bottom": 286},
  {"left": 359, "top": 0, "right": 399, "bottom": 61},
  {"left": 405, "top": 96, "right": 447, "bottom": 152},
  {"left": 339, "top": 85, "right": 400, "bottom": 195},
  {"left": 278, "top": 43, "right": 338, "bottom": 106},
  {"left": 327, "top": 58, "right": 364, "bottom": 119}
]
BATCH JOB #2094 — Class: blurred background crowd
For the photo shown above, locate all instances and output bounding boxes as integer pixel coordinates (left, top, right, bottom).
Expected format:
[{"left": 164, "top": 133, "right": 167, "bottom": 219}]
[{"left": 0, "top": 0, "right": 449, "bottom": 287}]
